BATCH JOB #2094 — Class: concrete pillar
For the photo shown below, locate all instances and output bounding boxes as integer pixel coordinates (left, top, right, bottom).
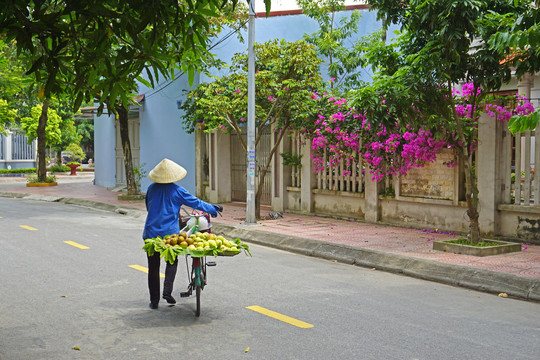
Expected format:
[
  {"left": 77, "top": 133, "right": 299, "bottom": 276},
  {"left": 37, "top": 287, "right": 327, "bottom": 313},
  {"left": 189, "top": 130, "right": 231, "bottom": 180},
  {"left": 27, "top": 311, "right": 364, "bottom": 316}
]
[
  {"left": 5, "top": 131, "right": 12, "bottom": 163},
  {"left": 364, "top": 170, "right": 381, "bottom": 222},
  {"left": 208, "top": 132, "right": 231, "bottom": 204},
  {"left": 300, "top": 138, "right": 316, "bottom": 213},
  {"left": 478, "top": 112, "right": 501, "bottom": 237},
  {"left": 517, "top": 75, "right": 533, "bottom": 168},
  {"left": 517, "top": 74, "right": 533, "bottom": 99},
  {"left": 271, "top": 132, "right": 290, "bottom": 212},
  {"left": 194, "top": 124, "right": 205, "bottom": 199}
]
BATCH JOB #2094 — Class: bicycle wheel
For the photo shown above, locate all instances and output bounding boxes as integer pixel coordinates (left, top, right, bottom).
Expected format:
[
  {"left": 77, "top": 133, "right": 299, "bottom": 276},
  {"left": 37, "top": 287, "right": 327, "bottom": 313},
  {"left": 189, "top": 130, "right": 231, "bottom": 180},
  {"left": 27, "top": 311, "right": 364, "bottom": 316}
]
[{"left": 195, "top": 285, "right": 201, "bottom": 317}]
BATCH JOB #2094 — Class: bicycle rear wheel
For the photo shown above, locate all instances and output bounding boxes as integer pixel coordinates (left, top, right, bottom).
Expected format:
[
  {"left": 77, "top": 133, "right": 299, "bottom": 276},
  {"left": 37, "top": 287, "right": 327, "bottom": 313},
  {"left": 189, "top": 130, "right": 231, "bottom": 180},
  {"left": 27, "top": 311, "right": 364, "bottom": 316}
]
[{"left": 195, "top": 285, "right": 201, "bottom": 317}]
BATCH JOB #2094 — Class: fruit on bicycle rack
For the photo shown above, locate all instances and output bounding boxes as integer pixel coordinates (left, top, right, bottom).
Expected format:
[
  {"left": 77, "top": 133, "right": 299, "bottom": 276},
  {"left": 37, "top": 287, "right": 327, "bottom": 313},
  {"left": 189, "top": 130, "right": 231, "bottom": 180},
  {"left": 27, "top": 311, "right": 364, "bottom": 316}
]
[{"left": 143, "top": 232, "right": 251, "bottom": 264}]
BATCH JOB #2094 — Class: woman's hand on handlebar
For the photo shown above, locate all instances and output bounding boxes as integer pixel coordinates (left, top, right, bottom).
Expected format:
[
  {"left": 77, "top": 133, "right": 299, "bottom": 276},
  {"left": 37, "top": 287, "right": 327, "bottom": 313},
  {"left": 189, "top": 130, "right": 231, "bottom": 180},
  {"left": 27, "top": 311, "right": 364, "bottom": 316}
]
[{"left": 212, "top": 204, "right": 223, "bottom": 217}]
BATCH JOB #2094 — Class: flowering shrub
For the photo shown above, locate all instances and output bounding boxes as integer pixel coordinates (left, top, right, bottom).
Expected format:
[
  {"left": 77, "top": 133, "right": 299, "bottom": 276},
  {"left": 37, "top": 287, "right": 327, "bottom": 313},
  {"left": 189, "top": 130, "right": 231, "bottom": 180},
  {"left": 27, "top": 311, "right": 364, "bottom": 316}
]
[
  {"left": 304, "top": 93, "right": 448, "bottom": 182},
  {"left": 485, "top": 93, "right": 536, "bottom": 134},
  {"left": 304, "top": 83, "right": 538, "bottom": 183}
]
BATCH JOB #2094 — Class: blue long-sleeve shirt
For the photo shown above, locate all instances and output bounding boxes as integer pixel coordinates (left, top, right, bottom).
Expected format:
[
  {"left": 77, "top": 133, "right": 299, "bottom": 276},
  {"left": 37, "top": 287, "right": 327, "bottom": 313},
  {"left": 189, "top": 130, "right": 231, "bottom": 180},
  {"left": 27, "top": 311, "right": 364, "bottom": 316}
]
[{"left": 142, "top": 182, "right": 217, "bottom": 239}]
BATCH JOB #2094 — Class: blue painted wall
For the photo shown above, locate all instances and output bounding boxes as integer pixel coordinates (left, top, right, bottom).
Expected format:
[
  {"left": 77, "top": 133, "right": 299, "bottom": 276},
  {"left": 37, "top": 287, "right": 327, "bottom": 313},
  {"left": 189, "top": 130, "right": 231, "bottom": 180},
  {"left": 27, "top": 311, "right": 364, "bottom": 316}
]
[{"left": 139, "top": 72, "right": 200, "bottom": 194}]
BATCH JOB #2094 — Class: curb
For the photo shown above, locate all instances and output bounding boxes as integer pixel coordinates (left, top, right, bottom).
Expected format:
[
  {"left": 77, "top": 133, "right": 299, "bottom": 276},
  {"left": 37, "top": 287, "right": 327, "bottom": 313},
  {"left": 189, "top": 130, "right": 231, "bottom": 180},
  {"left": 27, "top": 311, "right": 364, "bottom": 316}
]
[
  {"left": 212, "top": 223, "right": 540, "bottom": 303},
  {"left": 2, "top": 191, "right": 539, "bottom": 303}
]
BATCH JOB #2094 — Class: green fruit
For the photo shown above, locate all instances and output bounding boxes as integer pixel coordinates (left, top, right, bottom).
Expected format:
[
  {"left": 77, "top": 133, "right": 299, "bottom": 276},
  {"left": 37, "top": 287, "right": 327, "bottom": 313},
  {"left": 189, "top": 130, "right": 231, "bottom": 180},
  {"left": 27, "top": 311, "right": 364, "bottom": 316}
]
[
  {"left": 208, "top": 240, "right": 217, "bottom": 248},
  {"left": 187, "top": 245, "right": 196, "bottom": 250}
]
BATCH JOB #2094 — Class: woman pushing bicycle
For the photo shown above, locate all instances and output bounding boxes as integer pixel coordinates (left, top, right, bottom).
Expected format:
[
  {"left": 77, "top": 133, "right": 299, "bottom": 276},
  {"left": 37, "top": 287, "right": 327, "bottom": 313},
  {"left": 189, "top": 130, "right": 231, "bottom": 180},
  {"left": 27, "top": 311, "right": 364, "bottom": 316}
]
[{"left": 142, "top": 158, "right": 222, "bottom": 309}]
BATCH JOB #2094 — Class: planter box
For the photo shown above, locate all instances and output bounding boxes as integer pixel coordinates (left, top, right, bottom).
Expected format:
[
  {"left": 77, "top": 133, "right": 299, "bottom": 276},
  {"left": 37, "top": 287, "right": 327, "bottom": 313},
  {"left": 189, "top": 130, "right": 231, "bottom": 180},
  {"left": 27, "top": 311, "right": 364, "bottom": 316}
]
[
  {"left": 433, "top": 239, "right": 521, "bottom": 256},
  {"left": 26, "top": 182, "right": 58, "bottom": 187}
]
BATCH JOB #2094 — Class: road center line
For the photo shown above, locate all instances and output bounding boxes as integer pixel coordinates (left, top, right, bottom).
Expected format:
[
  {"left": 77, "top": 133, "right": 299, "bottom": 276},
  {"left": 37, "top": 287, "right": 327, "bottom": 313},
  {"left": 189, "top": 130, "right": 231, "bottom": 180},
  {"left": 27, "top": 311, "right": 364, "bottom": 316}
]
[
  {"left": 20, "top": 225, "right": 37, "bottom": 231},
  {"left": 246, "top": 305, "right": 314, "bottom": 329},
  {"left": 129, "top": 265, "right": 165, "bottom": 278},
  {"left": 64, "top": 241, "right": 89, "bottom": 249}
]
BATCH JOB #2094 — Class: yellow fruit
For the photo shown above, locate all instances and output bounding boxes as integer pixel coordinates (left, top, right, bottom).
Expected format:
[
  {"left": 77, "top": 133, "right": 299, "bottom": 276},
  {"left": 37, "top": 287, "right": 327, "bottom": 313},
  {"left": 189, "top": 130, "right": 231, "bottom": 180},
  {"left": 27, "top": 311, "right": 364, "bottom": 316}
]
[
  {"left": 186, "top": 238, "right": 194, "bottom": 245},
  {"left": 187, "top": 245, "right": 196, "bottom": 250},
  {"left": 180, "top": 241, "right": 188, "bottom": 247},
  {"left": 208, "top": 240, "right": 217, "bottom": 248},
  {"left": 170, "top": 238, "right": 178, "bottom": 245}
]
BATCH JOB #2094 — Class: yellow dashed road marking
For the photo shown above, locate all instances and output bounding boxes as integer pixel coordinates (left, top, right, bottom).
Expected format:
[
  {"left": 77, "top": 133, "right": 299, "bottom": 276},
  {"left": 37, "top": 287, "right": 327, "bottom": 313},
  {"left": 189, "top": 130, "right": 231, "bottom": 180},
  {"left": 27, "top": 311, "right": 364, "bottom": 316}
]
[
  {"left": 246, "top": 305, "right": 314, "bottom": 328},
  {"left": 129, "top": 265, "right": 165, "bottom": 278},
  {"left": 20, "top": 225, "right": 37, "bottom": 231},
  {"left": 64, "top": 241, "right": 89, "bottom": 249}
]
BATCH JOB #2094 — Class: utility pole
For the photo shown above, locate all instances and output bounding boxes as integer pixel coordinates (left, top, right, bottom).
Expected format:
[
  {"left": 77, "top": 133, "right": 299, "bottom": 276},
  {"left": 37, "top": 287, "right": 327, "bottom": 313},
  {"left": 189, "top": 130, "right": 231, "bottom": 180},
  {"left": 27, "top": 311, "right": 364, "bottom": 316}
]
[{"left": 245, "top": 0, "right": 256, "bottom": 224}]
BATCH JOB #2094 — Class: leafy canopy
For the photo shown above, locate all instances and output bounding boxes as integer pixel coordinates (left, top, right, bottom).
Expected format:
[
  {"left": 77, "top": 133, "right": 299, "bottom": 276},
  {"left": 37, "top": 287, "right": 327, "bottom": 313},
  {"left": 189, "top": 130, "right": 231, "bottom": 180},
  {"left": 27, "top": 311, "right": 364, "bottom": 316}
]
[{"left": 182, "top": 39, "right": 323, "bottom": 151}]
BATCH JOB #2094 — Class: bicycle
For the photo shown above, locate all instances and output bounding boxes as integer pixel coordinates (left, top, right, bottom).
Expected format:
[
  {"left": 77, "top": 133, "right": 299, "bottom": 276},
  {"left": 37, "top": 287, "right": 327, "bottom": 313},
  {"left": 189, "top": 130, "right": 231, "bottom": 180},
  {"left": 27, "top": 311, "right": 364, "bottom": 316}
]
[
  {"left": 180, "top": 255, "right": 216, "bottom": 317},
  {"left": 178, "top": 208, "right": 214, "bottom": 317}
]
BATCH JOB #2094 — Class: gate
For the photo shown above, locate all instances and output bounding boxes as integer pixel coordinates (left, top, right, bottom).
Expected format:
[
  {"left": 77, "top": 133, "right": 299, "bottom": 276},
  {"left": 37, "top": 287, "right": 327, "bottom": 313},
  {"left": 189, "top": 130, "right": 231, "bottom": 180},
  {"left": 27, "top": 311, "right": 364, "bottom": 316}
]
[{"left": 230, "top": 129, "right": 271, "bottom": 204}]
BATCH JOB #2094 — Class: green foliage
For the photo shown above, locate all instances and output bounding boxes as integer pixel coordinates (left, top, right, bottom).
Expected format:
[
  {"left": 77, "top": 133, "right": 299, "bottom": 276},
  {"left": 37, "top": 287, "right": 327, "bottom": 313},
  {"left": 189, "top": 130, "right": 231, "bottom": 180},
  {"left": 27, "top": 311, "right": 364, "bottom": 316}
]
[
  {"left": 486, "top": 1, "right": 540, "bottom": 79},
  {"left": 508, "top": 111, "right": 540, "bottom": 134},
  {"left": 133, "top": 163, "right": 148, "bottom": 192},
  {"left": 280, "top": 153, "right": 303, "bottom": 168},
  {"left": 49, "top": 165, "right": 70, "bottom": 173},
  {"left": 182, "top": 39, "right": 323, "bottom": 144},
  {"left": 0, "top": 0, "right": 272, "bottom": 115},
  {"left": 65, "top": 143, "right": 86, "bottom": 162},
  {"left": 20, "top": 104, "right": 62, "bottom": 146},
  {"left": 0, "top": 99, "right": 17, "bottom": 134},
  {"left": 26, "top": 174, "right": 57, "bottom": 183},
  {"left": 298, "top": 0, "right": 371, "bottom": 90},
  {"left": 0, "top": 168, "right": 36, "bottom": 174}
]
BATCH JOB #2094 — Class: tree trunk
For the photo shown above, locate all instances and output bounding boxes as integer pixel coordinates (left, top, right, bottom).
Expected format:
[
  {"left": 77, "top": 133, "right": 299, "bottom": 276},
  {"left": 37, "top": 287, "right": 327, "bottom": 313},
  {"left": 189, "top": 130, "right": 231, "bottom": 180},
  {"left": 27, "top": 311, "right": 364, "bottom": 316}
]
[
  {"left": 116, "top": 105, "right": 138, "bottom": 195},
  {"left": 462, "top": 152, "right": 481, "bottom": 243},
  {"left": 56, "top": 150, "right": 62, "bottom": 166},
  {"left": 36, "top": 100, "right": 49, "bottom": 182},
  {"left": 253, "top": 126, "right": 287, "bottom": 219}
]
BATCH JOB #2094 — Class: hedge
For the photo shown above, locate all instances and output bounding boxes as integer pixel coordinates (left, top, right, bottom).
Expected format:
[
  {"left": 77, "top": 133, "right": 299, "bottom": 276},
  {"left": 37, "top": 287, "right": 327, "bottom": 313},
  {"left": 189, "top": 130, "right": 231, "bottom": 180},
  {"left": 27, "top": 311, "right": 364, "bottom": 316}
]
[{"left": 0, "top": 168, "right": 36, "bottom": 174}]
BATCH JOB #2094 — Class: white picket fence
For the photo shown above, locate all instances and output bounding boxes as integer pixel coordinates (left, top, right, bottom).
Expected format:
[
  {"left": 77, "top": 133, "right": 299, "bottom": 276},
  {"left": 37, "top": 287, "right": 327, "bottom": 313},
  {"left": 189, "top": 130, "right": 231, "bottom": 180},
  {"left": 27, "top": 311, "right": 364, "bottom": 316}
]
[{"left": 502, "top": 127, "right": 539, "bottom": 205}]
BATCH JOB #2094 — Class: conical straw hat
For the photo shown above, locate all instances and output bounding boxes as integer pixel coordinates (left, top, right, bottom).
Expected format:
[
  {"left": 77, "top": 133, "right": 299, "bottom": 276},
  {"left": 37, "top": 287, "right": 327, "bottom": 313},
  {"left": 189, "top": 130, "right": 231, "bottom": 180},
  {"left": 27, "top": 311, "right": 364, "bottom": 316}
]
[{"left": 148, "top": 158, "right": 187, "bottom": 183}]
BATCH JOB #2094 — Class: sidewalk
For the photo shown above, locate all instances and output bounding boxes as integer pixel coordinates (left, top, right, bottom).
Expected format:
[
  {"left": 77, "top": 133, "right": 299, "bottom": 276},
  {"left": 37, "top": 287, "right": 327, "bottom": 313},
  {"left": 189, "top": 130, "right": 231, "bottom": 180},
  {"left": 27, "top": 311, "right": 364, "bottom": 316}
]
[{"left": 1, "top": 174, "right": 539, "bottom": 302}]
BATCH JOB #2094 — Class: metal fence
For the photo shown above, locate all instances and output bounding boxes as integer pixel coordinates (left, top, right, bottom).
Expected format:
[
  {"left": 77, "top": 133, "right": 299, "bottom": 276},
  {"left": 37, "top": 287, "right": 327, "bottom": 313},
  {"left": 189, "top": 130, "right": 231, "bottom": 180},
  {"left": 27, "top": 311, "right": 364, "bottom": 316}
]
[{"left": 11, "top": 133, "right": 35, "bottom": 160}]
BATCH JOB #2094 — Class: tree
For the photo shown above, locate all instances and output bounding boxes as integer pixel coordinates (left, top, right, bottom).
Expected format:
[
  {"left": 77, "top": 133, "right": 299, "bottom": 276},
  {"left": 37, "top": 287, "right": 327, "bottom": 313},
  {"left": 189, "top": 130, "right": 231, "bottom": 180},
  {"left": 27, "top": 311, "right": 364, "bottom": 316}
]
[
  {"left": 182, "top": 39, "right": 323, "bottom": 218},
  {"left": 0, "top": 38, "right": 25, "bottom": 133},
  {"left": 0, "top": 99, "right": 18, "bottom": 134},
  {"left": 359, "top": 0, "right": 531, "bottom": 243},
  {"left": 20, "top": 103, "right": 62, "bottom": 149},
  {"left": 0, "top": 0, "right": 272, "bottom": 187}
]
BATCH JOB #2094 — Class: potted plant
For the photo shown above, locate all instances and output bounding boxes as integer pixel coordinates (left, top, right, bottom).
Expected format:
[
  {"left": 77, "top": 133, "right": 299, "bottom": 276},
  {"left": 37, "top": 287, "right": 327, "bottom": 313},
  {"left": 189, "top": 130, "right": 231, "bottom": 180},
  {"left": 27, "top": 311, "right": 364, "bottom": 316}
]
[{"left": 66, "top": 161, "right": 80, "bottom": 175}]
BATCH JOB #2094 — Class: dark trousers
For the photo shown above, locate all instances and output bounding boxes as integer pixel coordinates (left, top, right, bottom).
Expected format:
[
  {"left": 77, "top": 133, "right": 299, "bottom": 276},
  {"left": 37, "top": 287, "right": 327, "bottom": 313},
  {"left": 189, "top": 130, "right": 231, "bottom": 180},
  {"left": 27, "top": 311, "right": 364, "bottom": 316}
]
[{"left": 147, "top": 252, "right": 178, "bottom": 304}]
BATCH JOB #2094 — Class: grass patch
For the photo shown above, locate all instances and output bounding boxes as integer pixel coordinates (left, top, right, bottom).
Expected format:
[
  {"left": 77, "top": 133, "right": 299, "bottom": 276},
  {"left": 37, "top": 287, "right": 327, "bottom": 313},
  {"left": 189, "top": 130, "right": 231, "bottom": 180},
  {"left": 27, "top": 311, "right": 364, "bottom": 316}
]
[
  {"left": 447, "top": 238, "right": 502, "bottom": 247},
  {"left": 26, "top": 174, "right": 57, "bottom": 183}
]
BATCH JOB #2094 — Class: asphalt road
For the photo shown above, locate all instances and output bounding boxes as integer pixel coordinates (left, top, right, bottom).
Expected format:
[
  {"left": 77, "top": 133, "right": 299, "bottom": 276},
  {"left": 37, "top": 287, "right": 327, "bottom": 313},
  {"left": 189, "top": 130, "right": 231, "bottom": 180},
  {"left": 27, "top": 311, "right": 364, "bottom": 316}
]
[{"left": 1, "top": 198, "right": 539, "bottom": 360}]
